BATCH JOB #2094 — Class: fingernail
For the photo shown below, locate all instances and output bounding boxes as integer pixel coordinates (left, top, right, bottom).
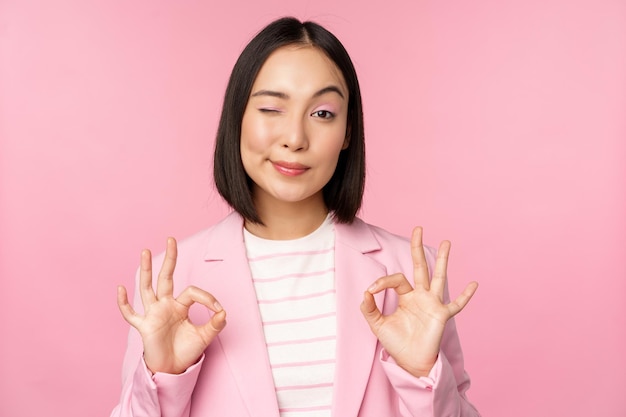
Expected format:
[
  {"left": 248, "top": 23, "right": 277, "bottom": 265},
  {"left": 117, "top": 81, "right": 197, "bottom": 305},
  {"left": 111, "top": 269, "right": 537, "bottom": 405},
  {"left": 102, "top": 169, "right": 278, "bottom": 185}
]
[
  {"left": 214, "top": 301, "right": 223, "bottom": 311},
  {"left": 367, "top": 283, "right": 377, "bottom": 292}
]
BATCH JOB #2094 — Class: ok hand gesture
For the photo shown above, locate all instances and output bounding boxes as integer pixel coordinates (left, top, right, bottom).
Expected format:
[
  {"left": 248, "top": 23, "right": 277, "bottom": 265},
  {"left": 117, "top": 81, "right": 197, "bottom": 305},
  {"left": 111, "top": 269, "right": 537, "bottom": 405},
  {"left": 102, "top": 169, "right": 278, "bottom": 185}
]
[
  {"left": 360, "top": 227, "right": 478, "bottom": 378},
  {"left": 117, "top": 238, "right": 227, "bottom": 375}
]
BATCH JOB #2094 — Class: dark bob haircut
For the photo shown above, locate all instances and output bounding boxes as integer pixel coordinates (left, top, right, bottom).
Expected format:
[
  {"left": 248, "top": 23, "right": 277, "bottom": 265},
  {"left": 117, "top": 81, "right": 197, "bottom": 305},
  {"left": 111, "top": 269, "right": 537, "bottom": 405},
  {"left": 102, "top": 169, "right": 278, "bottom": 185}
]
[{"left": 213, "top": 17, "right": 365, "bottom": 224}]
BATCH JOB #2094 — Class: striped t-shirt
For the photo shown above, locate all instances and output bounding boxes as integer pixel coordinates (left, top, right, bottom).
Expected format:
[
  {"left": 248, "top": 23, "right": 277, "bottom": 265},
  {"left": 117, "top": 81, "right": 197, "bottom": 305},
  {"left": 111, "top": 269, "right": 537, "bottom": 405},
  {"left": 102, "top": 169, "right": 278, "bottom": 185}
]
[{"left": 243, "top": 216, "right": 336, "bottom": 417}]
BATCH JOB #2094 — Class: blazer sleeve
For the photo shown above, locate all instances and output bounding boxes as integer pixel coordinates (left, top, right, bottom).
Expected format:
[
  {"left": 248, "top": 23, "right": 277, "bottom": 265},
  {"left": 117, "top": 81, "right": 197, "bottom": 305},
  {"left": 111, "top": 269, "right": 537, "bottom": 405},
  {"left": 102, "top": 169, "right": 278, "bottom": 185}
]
[{"left": 379, "top": 318, "right": 480, "bottom": 416}]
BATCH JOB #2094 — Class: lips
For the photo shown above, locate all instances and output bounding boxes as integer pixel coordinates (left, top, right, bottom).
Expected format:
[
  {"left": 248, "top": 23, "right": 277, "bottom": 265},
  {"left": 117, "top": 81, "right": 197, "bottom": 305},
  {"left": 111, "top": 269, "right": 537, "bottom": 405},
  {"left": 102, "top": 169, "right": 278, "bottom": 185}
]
[{"left": 271, "top": 160, "right": 310, "bottom": 176}]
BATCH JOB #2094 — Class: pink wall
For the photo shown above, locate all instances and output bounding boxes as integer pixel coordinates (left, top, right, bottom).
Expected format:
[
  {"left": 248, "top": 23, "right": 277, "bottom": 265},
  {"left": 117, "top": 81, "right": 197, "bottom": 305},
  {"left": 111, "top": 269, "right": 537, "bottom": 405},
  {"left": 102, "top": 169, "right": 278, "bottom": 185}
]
[{"left": 1, "top": 1, "right": 625, "bottom": 416}]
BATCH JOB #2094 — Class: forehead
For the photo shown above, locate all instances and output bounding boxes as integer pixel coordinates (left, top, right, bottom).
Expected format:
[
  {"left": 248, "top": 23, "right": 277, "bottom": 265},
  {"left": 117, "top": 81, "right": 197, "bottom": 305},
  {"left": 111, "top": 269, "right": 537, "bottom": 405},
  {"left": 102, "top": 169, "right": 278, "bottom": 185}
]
[{"left": 252, "top": 45, "right": 348, "bottom": 95}]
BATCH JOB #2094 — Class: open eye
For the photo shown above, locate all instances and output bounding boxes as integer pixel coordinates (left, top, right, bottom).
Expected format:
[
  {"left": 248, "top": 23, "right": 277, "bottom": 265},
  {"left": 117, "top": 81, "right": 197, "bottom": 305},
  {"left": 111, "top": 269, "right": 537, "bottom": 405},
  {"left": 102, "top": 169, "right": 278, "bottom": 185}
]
[{"left": 311, "top": 110, "right": 335, "bottom": 119}]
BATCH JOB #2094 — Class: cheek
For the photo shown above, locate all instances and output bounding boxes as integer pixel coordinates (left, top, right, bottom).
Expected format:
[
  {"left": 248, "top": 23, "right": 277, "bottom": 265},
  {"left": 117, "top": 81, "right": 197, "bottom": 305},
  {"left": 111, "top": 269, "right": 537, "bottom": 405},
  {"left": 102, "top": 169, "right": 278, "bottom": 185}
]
[
  {"left": 241, "top": 112, "right": 274, "bottom": 154},
  {"left": 315, "top": 140, "right": 346, "bottom": 179},
  {"left": 323, "top": 125, "right": 349, "bottom": 160}
]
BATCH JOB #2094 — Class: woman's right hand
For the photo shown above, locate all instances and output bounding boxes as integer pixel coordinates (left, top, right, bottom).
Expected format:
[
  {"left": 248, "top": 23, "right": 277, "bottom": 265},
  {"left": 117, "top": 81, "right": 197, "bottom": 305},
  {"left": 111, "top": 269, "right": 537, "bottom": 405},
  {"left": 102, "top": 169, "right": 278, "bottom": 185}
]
[{"left": 117, "top": 237, "right": 227, "bottom": 375}]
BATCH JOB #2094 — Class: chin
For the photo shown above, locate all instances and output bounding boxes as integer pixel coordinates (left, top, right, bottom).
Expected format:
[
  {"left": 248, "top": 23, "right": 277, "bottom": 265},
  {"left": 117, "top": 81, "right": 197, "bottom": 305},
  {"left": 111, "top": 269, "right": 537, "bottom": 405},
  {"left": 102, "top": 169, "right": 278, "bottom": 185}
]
[{"left": 272, "top": 190, "right": 320, "bottom": 205}]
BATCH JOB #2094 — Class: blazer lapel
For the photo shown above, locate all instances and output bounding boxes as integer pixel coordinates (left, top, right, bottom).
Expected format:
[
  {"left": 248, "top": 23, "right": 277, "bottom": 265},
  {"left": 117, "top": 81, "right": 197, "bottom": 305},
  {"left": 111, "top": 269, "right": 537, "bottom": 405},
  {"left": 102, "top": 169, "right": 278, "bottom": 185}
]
[
  {"left": 201, "top": 213, "right": 280, "bottom": 417},
  {"left": 198, "top": 214, "right": 388, "bottom": 417},
  {"left": 332, "top": 219, "right": 387, "bottom": 417}
]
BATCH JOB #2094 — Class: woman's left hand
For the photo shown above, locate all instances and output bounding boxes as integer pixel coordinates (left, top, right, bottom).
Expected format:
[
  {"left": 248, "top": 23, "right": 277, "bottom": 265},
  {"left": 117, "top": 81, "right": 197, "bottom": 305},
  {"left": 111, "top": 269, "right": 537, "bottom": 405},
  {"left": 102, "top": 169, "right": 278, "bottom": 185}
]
[{"left": 360, "top": 227, "right": 478, "bottom": 378}]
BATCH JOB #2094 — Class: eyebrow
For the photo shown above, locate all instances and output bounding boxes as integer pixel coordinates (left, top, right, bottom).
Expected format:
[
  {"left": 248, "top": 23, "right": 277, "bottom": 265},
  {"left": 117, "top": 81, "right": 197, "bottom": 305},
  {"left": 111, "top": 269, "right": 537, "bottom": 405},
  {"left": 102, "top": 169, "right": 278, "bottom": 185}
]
[{"left": 251, "top": 85, "right": 345, "bottom": 100}]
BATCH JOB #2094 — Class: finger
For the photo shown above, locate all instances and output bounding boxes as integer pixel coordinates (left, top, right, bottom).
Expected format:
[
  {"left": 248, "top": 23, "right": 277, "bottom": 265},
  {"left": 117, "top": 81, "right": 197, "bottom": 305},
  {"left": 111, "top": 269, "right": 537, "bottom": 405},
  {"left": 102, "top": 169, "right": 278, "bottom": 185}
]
[
  {"left": 176, "top": 285, "right": 223, "bottom": 313},
  {"left": 411, "top": 227, "right": 430, "bottom": 290},
  {"left": 117, "top": 285, "right": 142, "bottom": 328},
  {"left": 429, "top": 240, "right": 451, "bottom": 296},
  {"left": 447, "top": 281, "right": 479, "bottom": 317},
  {"left": 360, "top": 290, "right": 383, "bottom": 328},
  {"left": 198, "top": 309, "right": 227, "bottom": 340},
  {"left": 156, "top": 237, "right": 177, "bottom": 299},
  {"left": 367, "top": 273, "right": 413, "bottom": 296},
  {"left": 139, "top": 249, "right": 156, "bottom": 311}
]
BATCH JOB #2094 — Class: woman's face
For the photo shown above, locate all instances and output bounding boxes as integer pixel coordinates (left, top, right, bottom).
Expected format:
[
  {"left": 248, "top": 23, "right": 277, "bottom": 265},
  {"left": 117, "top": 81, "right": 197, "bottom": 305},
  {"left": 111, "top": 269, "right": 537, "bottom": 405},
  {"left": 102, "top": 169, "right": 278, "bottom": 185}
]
[{"left": 240, "top": 45, "right": 349, "bottom": 211}]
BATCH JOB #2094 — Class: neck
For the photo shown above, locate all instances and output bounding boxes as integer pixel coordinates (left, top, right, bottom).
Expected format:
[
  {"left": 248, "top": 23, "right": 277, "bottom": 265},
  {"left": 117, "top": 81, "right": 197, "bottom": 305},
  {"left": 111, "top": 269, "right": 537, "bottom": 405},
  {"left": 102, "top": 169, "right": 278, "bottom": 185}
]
[{"left": 245, "top": 194, "right": 329, "bottom": 240}]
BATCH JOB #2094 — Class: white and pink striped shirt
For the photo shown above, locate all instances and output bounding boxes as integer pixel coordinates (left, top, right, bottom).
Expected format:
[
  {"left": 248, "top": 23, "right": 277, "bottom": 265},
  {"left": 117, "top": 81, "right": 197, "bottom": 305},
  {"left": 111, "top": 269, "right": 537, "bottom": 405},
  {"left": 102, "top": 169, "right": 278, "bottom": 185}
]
[{"left": 244, "top": 216, "right": 336, "bottom": 417}]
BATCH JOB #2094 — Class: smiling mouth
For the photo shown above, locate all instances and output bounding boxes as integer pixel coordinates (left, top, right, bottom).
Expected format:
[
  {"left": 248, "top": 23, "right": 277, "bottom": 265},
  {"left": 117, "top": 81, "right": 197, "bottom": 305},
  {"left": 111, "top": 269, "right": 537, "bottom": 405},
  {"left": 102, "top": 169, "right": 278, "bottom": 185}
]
[{"left": 271, "top": 161, "right": 310, "bottom": 176}]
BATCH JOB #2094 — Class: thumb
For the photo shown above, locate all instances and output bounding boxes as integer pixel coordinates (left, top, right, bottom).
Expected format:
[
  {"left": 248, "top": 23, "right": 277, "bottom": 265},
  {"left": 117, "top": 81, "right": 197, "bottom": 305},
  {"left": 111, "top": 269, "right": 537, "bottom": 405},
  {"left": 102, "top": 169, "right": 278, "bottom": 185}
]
[
  {"left": 199, "top": 309, "right": 227, "bottom": 341},
  {"left": 360, "top": 290, "right": 383, "bottom": 326}
]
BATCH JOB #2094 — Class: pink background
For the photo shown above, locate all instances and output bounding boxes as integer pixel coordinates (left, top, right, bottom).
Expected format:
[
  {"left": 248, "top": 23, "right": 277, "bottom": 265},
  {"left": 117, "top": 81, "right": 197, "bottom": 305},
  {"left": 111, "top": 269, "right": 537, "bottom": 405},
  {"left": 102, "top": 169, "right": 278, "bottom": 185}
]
[{"left": 1, "top": 0, "right": 625, "bottom": 416}]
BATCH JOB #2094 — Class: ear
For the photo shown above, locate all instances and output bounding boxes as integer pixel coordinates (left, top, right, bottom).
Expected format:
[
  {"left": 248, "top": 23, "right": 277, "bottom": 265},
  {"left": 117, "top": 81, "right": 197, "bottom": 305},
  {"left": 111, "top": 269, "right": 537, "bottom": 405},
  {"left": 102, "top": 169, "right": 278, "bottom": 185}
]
[{"left": 342, "top": 124, "right": 351, "bottom": 150}]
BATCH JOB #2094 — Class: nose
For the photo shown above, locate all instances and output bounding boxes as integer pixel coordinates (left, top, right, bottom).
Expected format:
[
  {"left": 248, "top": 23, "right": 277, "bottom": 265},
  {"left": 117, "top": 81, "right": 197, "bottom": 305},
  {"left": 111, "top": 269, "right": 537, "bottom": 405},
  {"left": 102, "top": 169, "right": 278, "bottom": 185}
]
[{"left": 281, "top": 115, "right": 308, "bottom": 151}]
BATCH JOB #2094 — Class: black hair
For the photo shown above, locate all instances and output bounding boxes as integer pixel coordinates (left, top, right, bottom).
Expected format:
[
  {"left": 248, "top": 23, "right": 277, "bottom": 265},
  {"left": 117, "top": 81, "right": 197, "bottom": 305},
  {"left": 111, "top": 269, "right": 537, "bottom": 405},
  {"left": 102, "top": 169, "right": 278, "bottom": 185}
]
[{"left": 213, "top": 17, "right": 365, "bottom": 224}]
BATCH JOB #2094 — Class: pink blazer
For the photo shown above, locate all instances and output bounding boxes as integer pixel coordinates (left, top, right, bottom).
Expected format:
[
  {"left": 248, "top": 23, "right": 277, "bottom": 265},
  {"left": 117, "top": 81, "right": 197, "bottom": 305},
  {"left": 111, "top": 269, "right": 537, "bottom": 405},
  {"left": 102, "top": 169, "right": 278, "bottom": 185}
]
[{"left": 111, "top": 213, "right": 480, "bottom": 417}]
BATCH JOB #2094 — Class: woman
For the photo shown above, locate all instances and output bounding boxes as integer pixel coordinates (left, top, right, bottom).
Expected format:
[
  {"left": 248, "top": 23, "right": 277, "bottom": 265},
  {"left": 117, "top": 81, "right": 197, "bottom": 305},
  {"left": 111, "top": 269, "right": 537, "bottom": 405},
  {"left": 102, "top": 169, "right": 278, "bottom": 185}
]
[{"left": 112, "top": 17, "right": 480, "bottom": 417}]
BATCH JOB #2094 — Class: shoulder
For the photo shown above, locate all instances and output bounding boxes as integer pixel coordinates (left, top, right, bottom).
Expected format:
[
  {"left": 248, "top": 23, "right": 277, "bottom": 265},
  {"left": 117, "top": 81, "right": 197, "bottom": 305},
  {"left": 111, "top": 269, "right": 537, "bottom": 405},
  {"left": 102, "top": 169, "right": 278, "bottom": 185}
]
[
  {"left": 338, "top": 217, "right": 437, "bottom": 269},
  {"left": 152, "top": 212, "right": 243, "bottom": 268},
  {"left": 178, "top": 212, "right": 241, "bottom": 246},
  {"left": 353, "top": 217, "right": 436, "bottom": 254},
  {"left": 358, "top": 219, "right": 409, "bottom": 246}
]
